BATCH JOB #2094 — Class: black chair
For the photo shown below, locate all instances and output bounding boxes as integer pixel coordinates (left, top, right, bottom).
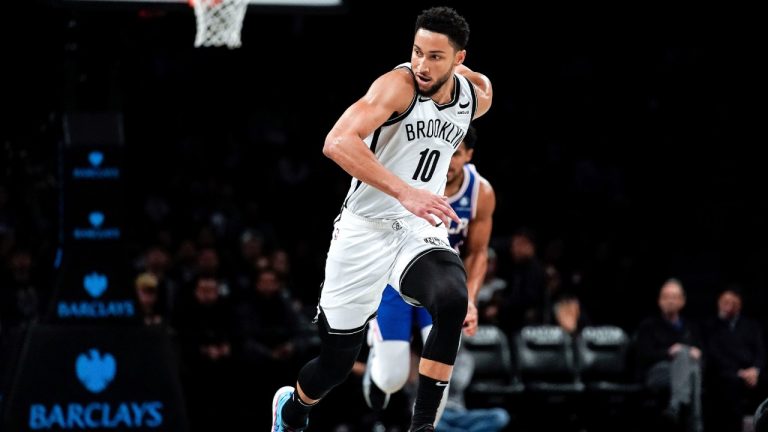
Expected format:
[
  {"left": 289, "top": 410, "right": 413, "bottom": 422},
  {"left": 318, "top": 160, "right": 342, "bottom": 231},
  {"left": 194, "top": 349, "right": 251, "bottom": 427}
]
[
  {"left": 513, "top": 325, "right": 584, "bottom": 430},
  {"left": 577, "top": 325, "right": 643, "bottom": 394},
  {"left": 463, "top": 325, "right": 524, "bottom": 406},
  {"left": 515, "top": 325, "right": 583, "bottom": 393},
  {"left": 576, "top": 326, "right": 644, "bottom": 431}
]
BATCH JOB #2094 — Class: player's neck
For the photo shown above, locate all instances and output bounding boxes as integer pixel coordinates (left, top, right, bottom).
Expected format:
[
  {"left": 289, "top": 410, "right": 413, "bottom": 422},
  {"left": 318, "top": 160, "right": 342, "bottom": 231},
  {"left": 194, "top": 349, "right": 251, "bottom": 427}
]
[
  {"left": 432, "top": 77, "right": 455, "bottom": 105},
  {"left": 444, "top": 172, "right": 465, "bottom": 197}
]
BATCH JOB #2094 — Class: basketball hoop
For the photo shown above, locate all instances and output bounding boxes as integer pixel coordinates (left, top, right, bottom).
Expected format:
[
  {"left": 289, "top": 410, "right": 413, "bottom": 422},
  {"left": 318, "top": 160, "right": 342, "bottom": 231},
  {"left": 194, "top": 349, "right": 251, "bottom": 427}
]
[{"left": 189, "top": 0, "right": 248, "bottom": 48}]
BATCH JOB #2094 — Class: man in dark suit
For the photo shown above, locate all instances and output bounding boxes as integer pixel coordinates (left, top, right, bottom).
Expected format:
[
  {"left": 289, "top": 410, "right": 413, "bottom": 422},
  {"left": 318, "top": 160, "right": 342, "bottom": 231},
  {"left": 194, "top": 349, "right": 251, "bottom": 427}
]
[
  {"left": 635, "top": 278, "right": 703, "bottom": 432},
  {"left": 705, "top": 286, "right": 766, "bottom": 432}
]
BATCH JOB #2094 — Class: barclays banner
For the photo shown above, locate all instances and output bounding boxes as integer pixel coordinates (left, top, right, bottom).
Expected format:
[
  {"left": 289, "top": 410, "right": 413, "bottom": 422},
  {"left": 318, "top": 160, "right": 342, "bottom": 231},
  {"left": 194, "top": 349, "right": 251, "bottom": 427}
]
[
  {"left": 2, "top": 325, "right": 187, "bottom": 431},
  {"left": 49, "top": 250, "right": 137, "bottom": 324},
  {"left": 50, "top": 112, "right": 136, "bottom": 325},
  {"left": 72, "top": 150, "right": 121, "bottom": 180},
  {"left": 2, "top": 113, "right": 186, "bottom": 430},
  {"left": 60, "top": 112, "right": 125, "bottom": 248}
]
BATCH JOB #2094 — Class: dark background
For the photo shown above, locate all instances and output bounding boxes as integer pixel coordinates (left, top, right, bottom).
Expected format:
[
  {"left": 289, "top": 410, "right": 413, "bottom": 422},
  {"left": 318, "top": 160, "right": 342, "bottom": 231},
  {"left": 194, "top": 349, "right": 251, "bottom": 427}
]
[{"left": 2, "top": 1, "right": 766, "bottom": 340}]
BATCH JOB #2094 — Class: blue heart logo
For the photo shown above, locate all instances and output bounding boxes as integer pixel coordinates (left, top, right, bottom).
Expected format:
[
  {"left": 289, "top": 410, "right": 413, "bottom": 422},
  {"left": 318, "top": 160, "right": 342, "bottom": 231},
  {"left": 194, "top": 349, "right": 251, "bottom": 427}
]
[
  {"left": 83, "top": 272, "right": 108, "bottom": 298},
  {"left": 89, "top": 212, "right": 104, "bottom": 228},
  {"left": 88, "top": 151, "right": 104, "bottom": 167},
  {"left": 75, "top": 349, "right": 116, "bottom": 394}
]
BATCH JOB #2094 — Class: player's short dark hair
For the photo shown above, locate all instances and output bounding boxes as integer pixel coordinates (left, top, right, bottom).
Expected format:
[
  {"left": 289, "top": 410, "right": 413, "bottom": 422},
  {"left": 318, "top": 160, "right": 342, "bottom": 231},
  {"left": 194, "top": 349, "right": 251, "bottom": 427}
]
[
  {"left": 463, "top": 125, "right": 477, "bottom": 150},
  {"left": 415, "top": 6, "right": 470, "bottom": 51}
]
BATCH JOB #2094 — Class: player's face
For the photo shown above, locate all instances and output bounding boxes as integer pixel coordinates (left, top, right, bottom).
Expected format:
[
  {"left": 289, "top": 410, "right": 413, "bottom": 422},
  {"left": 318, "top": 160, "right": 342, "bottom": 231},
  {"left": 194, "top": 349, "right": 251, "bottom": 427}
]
[
  {"left": 447, "top": 142, "right": 473, "bottom": 184},
  {"left": 411, "top": 29, "right": 465, "bottom": 97}
]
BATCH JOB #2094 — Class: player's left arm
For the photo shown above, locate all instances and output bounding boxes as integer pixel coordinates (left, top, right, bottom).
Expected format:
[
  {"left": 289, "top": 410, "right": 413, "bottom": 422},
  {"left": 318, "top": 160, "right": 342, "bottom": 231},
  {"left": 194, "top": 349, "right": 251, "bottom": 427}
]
[
  {"left": 455, "top": 64, "right": 493, "bottom": 120},
  {"left": 462, "top": 176, "right": 496, "bottom": 336}
]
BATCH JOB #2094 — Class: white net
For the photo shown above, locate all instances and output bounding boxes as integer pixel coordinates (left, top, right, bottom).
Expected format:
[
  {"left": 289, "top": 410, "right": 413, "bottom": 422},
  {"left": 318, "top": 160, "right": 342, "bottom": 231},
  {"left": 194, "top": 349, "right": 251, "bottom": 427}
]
[{"left": 191, "top": 0, "right": 248, "bottom": 48}]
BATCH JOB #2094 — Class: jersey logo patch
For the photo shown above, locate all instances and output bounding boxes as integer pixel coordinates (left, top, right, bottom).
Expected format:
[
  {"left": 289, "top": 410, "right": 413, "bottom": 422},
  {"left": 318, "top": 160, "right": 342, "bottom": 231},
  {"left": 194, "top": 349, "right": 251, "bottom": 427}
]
[
  {"left": 423, "top": 237, "right": 449, "bottom": 248},
  {"left": 459, "top": 100, "right": 470, "bottom": 109}
]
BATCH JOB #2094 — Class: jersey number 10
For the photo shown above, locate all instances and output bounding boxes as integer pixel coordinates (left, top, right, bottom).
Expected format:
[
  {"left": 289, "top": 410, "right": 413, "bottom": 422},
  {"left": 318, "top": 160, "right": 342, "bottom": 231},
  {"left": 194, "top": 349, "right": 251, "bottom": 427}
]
[{"left": 412, "top": 148, "right": 441, "bottom": 182}]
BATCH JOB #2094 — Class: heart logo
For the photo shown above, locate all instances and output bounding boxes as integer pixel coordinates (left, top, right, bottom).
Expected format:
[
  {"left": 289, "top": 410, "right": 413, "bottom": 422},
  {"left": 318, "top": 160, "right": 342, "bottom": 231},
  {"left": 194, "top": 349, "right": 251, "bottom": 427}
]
[
  {"left": 83, "top": 272, "right": 108, "bottom": 298},
  {"left": 88, "top": 151, "right": 104, "bottom": 167},
  {"left": 89, "top": 212, "right": 104, "bottom": 228}
]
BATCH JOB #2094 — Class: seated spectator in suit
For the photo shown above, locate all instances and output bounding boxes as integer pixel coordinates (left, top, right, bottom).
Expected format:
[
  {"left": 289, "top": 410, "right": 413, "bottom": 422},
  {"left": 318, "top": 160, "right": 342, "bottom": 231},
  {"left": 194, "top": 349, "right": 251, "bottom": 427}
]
[
  {"left": 635, "top": 278, "right": 703, "bottom": 432},
  {"left": 705, "top": 286, "right": 766, "bottom": 432}
]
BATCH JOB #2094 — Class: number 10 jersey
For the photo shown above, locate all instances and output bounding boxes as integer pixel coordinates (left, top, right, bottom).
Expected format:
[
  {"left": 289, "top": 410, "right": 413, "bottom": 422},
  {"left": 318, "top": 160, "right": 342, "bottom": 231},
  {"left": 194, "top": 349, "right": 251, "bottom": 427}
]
[{"left": 342, "top": 63, "right": 477, "bottom": 220}]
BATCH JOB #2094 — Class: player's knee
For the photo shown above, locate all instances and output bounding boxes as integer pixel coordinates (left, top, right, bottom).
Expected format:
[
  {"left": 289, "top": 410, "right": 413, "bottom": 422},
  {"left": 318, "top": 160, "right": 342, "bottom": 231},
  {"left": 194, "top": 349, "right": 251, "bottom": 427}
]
[
  {"left": 400, "top": 251, "right": 467, "bottom": 365},
  {"left": 435, "top": 278, "right": 468, "bottom": 327},
  {"left": 400, "top": 250, "right": 467, "bottom": 319},
  {"left": 371, "top": 341, "right": 411, "bottom": 393},
  {"left": 374, "top": 367, "right": 410, "bottom": 394},
  {"left": 425, "top": 261, "right": 467, "bottom": 332}
]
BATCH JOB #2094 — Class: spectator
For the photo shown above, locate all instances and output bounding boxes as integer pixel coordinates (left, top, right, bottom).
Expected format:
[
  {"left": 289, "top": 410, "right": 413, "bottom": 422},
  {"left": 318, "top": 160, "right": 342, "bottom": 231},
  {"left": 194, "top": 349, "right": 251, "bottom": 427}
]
[
  {"left": 234, "top": 268, "right": 312, "bottom": 426},
  {"left": 705, "top": 286, "right": 766, "bottom": 432},
  {"left": 0, "top": 248, "right": 47, "bottom": 333},
  {"left": 173, "top": 275, "right": 236, "bottom": 432},
  {"left": 477, "top": 247, "right": 506, "bottom": 323},
  {"left": 497, "top": 228, "right": 547, "bottom": 336},
  {"left": 135, "top": 272, "right": 164, "bottom": 327},
  {"left": 635, "top": 278, "right": 703, "bottom": 432}
]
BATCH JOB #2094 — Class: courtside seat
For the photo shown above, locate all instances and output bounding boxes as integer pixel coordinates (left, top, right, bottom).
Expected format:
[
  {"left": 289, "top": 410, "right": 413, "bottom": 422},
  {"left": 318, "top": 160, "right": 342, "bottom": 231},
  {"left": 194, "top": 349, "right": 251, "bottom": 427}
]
[
  {"left": 463, "top": 325, "right": 524, "bottom": 405},
  {"left": 515, "top": 325, "right": 584, "bottom": 394},
  {"left": 577, "top": 325, "right": 643, "bottom": 394}
]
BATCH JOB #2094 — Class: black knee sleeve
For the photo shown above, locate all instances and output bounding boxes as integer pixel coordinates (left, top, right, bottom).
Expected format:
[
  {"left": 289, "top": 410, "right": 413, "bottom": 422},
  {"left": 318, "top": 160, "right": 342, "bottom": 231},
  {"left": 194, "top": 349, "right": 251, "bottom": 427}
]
[
  {"left": 400, "top": 250, "right": 467, "bottom": 365},
  {"left": 297, "top": 311, "right": 365, "bottom": 400}
]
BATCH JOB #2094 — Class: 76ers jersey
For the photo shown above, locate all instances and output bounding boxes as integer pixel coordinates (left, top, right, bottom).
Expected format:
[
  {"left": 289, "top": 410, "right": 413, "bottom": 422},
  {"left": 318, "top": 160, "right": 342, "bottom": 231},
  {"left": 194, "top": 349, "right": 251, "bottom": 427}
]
[
  {"left": 447, "top": 163, "right": 480, "bottom": 251},
  {"left": 343, "top": 63, "right": 477, "bottom": 219}
]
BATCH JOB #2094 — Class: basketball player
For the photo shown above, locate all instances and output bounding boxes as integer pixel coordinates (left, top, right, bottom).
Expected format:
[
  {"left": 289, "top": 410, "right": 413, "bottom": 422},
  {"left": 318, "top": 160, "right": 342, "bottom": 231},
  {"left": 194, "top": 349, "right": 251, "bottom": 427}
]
[
  {"left": 271, "top": 6, "right": 492, "bottom": 432},
  {"left": 363, "top": 125, "right": 496, "bottom": 419}
]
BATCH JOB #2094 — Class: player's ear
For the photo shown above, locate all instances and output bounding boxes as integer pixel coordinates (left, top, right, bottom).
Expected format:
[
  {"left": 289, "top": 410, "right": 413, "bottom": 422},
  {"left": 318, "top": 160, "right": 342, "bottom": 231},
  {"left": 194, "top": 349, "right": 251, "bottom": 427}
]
[{"left": 455, "top": 49, "right": 466, "bottom": 66}]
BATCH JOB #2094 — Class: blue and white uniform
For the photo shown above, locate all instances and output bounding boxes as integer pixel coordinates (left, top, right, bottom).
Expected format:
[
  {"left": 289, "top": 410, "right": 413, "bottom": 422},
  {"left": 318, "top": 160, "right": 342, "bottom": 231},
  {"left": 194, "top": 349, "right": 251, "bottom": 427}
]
[
  {"left": 373, "top": 163, "right": 480, "bottom": 341},
  {"left": 367, "top": 164, "right": 480, "bottom": 394}
]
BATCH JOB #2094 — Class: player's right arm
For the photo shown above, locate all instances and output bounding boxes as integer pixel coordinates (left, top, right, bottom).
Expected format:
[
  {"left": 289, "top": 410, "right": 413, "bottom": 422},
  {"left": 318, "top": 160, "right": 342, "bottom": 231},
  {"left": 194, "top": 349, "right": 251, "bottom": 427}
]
[{"left": 324, "top": 69, "right": 459, "bottom": 226}]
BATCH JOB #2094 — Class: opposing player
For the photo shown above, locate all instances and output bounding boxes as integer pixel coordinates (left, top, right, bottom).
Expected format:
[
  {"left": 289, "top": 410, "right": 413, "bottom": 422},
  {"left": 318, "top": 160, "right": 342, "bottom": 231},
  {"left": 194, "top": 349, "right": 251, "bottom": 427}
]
[
  {"left": 271, "top": 6, "right": 492, "bottom": 432},
  {"left": 363, "top": 125, "right": 496, "bottom": 417}
]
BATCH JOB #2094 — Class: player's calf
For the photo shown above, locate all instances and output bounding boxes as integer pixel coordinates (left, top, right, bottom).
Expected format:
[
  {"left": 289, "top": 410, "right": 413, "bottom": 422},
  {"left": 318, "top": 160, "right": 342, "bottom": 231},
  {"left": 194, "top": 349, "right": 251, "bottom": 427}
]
[{"left": 400, "top": 250, "right": 467, "bottom": 429}]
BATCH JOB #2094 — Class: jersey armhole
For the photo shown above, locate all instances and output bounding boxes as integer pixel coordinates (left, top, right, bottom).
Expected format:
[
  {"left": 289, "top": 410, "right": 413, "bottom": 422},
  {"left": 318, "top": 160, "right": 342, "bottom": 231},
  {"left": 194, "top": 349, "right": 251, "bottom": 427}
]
[
  {"left": 464, "top": 75, "right": 478, "bottom": 120},
  {"left": 383, "top": 66, "right": 418, "bottom": 126}
]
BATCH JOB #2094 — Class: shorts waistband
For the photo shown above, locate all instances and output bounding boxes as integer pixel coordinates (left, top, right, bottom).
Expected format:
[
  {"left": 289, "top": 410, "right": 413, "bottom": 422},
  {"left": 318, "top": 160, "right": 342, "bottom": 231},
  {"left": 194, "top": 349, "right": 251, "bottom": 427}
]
[{"left": 340, "top": 208, "right": 409, "bottom": 231}]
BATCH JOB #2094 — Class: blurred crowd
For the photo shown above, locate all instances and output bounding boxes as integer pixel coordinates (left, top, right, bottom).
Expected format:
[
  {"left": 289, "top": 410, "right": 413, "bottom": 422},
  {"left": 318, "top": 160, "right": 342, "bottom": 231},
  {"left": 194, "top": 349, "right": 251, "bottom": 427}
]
[
  {"left": 1, "top": 4, "right": 766, "bottom": 429},
  {"left": 3, "top": 174, "right": 768, "bottom": 431}
]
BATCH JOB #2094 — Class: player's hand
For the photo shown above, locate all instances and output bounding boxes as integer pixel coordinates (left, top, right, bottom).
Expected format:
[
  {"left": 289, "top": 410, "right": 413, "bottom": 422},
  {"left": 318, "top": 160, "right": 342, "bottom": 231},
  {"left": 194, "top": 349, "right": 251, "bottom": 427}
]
[
  {"left": 398, "top": 187, "right": 460, "bottom": 227},
  {"left": 463, "top": 302, "right": 478, "bottom": 337}
]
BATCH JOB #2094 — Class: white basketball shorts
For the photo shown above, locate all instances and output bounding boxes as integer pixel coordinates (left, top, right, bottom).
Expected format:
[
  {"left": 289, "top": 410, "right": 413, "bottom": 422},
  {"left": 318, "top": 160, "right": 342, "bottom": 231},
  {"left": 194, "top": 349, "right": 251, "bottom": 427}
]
[{"left": 318, "top": 207, "right": 457, "bottom": 334}]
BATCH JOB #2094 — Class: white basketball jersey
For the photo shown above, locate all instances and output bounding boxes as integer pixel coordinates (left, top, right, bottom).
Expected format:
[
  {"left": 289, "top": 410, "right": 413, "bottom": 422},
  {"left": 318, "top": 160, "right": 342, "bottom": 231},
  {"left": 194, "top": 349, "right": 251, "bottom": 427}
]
[{"left": 343, "top": 63, "right": 478, "bottom": 219}]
